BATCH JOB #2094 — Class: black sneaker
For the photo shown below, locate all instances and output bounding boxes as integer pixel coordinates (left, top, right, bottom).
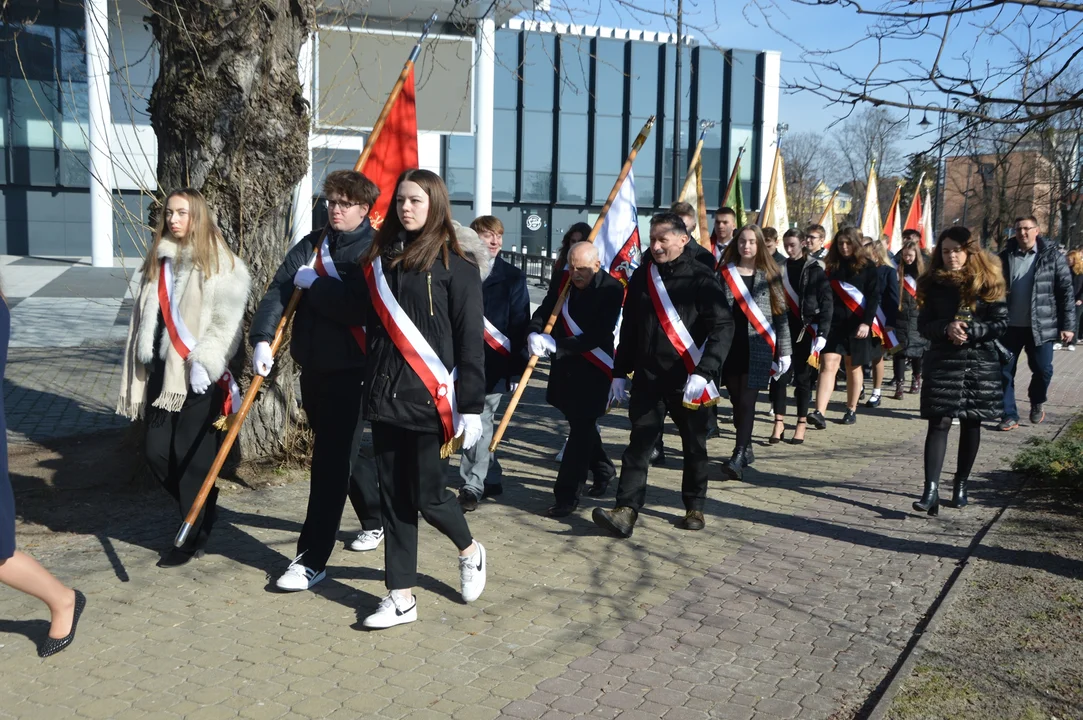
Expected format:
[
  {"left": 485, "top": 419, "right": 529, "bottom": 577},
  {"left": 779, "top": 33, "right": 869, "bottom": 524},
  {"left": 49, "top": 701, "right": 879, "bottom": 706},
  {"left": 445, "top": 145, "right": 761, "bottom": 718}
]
[
  {"left": 1029, "top": 404, "right": 1045, "bottom": 424},
  {"left": 481, "top": 484, "right": 504, "bottom": 500},
  {"left": 841, "top": 409, "right": 857, "bottom": 425},
  {"left": 997, "top": 418, "right": 1019, "bottom": 431},
  {"left": 806, "top": 410, "right": 827, "bottom": 430},
  {"left": 458, "top": 489, "right": 479, "bottom": 512}
]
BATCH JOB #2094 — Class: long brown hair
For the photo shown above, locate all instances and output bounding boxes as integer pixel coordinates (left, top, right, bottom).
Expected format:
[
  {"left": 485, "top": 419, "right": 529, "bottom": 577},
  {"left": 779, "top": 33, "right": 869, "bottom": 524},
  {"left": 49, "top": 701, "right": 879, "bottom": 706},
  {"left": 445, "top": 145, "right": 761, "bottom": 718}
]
[
  {"left": 553, "top": 222, "right": 593, "bottom": 275},
  {"left": 897, "top": 239, "right": 924, "bottom": 310},
  {"left": 142, "top": 188, "right": 233, "bottom": 283},
  {"left": 917, "top": 226, "right": 1005, "bottom": 306},
  {"left": 720, "top": 224, "right": 786, "bottom": 316},
  {"left": 361, "top": 169, "right": 463, "bottom": 271},
  {"left": 824, "top": 226, "right": 870, "bottom": 274}
]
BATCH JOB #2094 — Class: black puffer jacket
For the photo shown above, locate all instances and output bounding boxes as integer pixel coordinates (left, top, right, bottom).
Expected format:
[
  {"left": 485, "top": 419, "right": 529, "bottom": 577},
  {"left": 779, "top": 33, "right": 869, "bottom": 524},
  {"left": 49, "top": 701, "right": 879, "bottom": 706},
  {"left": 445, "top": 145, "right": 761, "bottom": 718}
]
[
  {"left": 615, "top": 244, "right": 734, "bottom": 394},
  {"left": 307, "top": 233, "right": 485, "bottom": 433},
  {"left": 249, "top": 222, "right": 373, "bottom": 372},
  {"left": 895, "top": 263, "right": 929, "bottom": 358},
  {"left": 784, "top": 255, "right": 832, "bottom": 339},
  {"left": 918, "top": 271, "right": 1008, "bottom": 420},
  {"left": 999, "top": 237, "right": 1074, "bottom": 344}
]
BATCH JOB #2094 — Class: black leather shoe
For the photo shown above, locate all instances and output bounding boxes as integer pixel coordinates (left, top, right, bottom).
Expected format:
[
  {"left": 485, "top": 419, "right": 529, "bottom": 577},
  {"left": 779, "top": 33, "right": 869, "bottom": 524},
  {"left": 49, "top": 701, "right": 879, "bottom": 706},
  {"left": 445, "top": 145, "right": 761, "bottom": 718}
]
[
  {"left": 705, "top": 425, "right": 721, "bottom": 440},
  {"left": 592, "top": 506, "right": 638, "bottom": 538},
  {"left": 864, "top": 394, "right": 881, "bottom": 408},
  {"left": 722, "top": 447, "right": 747, "bottom": 480},
  {"left": 743, "top": 446, "right": 755, "bottom": 465},
  {"left": 913, "top": 480, "right": 940, "bottom": 516},
  {"left": 841, "top": 409, "right": 857, "bottom": 425},
  {"left": 38, "top": 590, "right": 86, "bottom": 658},
  {"left": 481, "top": 484, "right": 503, "bottom": 500},
  {"left": 807, "top": 410, "right": 827, "bottom": 430},
  {"left": 547, "top": 502, "right": 579, "bottom": 518},
  {"left": 677, "top": 510, "right": 705, "bottom": 531},
  {"left": 587, "top": 476, "right": 611, "bottom": 497},
  {"left": 650, "top": 449, "right": 667, "bottom": 468},
  {"left": 947, "top": 476, "right": 968, "bottom": 509},
  {"left": 458, "top": 489, "right": 479, "bottom": 512}
]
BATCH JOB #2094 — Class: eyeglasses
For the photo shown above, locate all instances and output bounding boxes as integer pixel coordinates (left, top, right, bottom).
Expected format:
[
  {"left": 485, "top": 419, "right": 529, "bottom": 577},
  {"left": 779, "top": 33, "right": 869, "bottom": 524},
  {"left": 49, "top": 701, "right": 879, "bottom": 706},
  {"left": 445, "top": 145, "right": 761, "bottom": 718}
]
[
  {"left": 1017, "top": 225, "right": 1039, "bottom": 232},
  {"left": 324, "top": 199, "right": 360, "bottom": 211}
]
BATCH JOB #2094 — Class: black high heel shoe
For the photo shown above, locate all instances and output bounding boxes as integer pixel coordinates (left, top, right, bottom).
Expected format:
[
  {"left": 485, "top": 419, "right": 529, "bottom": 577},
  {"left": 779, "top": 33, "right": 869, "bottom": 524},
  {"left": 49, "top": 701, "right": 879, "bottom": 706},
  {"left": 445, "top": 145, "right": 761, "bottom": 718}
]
[
  {"left": 790, "top": 419, "right": 807, "bottom": 445},
  {"left": 913, "top": 480, "right": 940, "bottom": 516},
  {"left": 38, "top": 590, "right": 86, "bottom": 658},
  {"left": 769, "top": 419, "right": 786, "bottom": 444}
]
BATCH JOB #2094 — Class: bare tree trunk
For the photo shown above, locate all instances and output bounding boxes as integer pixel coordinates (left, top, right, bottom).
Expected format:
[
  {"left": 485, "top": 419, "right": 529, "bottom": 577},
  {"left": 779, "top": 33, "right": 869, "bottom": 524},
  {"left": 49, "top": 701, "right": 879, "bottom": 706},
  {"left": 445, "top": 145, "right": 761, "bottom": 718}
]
[{"left": 148, "top": 0, "right": 314, "bottom": 460}]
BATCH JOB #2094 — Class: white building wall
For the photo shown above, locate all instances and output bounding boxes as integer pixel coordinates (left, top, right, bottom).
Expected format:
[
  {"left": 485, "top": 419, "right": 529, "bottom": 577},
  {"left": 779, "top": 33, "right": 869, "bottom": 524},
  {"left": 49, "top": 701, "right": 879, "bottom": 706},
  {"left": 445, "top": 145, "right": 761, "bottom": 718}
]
[
  {"left": 110, "top": 8, "right": 157, "bottom": 193},
  {"left": 759, "top": 51, "right": 781, "bottom": 214}
]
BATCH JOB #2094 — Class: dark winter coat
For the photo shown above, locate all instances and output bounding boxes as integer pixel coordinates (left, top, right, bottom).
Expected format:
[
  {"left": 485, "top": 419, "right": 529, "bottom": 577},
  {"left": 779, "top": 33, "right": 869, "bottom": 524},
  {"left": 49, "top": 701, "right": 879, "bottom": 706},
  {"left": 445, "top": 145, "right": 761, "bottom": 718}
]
[
  {"left": 482, "top": 256, "right": 530, "bottom": 394},
  {"left": 784, "top": 255, "right": 832, "bottom": 340},
  {"left": 918, "top": 271, "right": 1009, "bottom": 420},
  {"left": 306, "top": 233, "right": 486, "bottom": 433},
  {"left": 877, "top": 264, "right": 900, "bottom": 329},
  {"left": 719, "top": 266, "right": 792, "bottom": 390},
  {"left": 895, "top": 263, "right": 929, "bottom": 358},
  {"left": 998, "top": 237, "right": 1075, "bottom": 344},
  {"left": 249, "top": 222, "right": 373, "bottom": 373},
  {"left": 528, "top": 270, "right": 624, "bottom": 419},
  {"left": 615, "top": 244, "right": 734, "bottom": 395},
  {"left": 825, "top": 258, "right": 880, "bottom": 341}
]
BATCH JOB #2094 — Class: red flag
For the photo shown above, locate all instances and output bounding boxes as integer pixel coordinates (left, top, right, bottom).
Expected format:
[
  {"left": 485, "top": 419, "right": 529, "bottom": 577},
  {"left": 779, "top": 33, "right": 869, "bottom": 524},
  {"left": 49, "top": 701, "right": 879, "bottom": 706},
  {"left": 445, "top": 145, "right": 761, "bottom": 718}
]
[
  {"left": 903, "top": 191, "right": 925, "bottom": 249},
  {"left": 361, "top": 67, "right": 419, "bottom": 230}
]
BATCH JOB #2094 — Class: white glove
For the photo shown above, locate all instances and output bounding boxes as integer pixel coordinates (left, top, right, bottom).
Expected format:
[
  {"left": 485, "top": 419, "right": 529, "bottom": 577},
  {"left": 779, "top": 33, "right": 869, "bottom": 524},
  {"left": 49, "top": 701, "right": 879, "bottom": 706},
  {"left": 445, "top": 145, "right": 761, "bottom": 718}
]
[
  {"left": 294, "top": 266, "right": 319, "bottom": 289},
  {"left": 457, "top": 414, "right": 483, "bottom": 450},
  {"left": 527, "top": 332, "right": 557, "bottom": 357},
  {"left": 608, "top": 378, "right": 630, "bottom": 407},
  {"left": 252, "top": 341, "right": 274, "bottom": 377},
  {"left": 812, "top": 336, "right": 827, "bottom": 354},
  {"left": 508, "top": 381, "right": 519, "bottom": 393},
  {"left": 189, "top": 361, "right": 212, "bottom": 394},
  {"left": 682, "top": 373, "right": 710, "bottom": 405},
  {"left": 771, "top": 355, "right": 792, "bottom": 377}
]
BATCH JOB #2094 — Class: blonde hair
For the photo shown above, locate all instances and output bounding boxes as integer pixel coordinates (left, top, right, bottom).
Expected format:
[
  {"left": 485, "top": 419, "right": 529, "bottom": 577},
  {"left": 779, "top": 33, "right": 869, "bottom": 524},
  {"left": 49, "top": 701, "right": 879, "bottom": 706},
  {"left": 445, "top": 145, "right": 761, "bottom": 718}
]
[
  {"left": 1068, "top": 249, "right": 1083, "bottom": 275},
  {"left": 143, "top": 188, "right": 233, "bottom": 282}
]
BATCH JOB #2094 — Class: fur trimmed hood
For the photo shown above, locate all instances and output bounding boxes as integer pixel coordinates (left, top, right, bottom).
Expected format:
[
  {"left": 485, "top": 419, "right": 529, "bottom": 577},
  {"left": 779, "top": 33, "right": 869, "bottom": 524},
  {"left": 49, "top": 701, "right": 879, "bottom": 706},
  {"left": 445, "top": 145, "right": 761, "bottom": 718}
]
[{"left": 453, "top": 221, "right": 495, "bottom": 281}]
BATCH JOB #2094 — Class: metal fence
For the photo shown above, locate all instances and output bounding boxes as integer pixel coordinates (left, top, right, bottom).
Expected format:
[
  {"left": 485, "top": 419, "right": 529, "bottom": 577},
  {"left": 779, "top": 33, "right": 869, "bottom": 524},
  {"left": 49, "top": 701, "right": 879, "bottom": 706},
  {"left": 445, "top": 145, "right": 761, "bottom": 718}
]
[{"left": 499, "top": 250, "right": 555, "bottom": 287}]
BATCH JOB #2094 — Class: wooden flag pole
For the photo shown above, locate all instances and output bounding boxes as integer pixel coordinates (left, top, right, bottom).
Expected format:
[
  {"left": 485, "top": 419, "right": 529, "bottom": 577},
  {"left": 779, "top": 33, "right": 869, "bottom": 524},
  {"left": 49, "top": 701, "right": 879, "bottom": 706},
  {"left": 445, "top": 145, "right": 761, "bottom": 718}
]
[
  {"left": 722, "top": 145, "right": 745, "bottom": 207},
  {"left": 760, "top": 146, "right": 783, "bottom": 228},
  {"left": 817, "top": 189, "right": 838, "bottom": 227},
  {"left": 487, "top": 116, "right": 656, "bottom": 453},
  {"left": 174, "top": 13, "right": 439, "bottom": 548},
  {"left": 678, "top": 129, "right": 707, "bottom": 201}
]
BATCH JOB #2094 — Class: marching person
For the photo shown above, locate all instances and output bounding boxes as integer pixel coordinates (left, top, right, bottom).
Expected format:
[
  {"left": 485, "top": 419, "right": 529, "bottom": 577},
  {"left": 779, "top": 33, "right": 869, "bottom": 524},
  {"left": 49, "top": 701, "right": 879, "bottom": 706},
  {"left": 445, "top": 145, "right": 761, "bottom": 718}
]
[
  {"left": 770, "top": 229, "right": 831, "bottom": 444},
  {"left": 249, "top": 170, "right": 385, "bottom": 592},
  {"left": 528, "top": 242, "right": 623, "bottom": 516},
  {"left": 1064, "top": 248, "right": 1083, "bottom": 351},
  {"left": 763, "top": 226, "right": 786, "bottom": 265},
  {"left": 913, "top": 227, "right": 1008, "bottom": 515},
  {"left": 863, "top": 239, "right": 899, "bottom": 408},
  {"left": 808, "top": 226, "right": 881, "bottom": 427},
  {"left": 892, "top": 240, "right": 929, "bottom": 398},
  {"left": 709, "top": 207, "right": 738, "bottom": 265},
  {"left": 300, "top": 169, "right": 488, "bottom": 628},
  {"left": 457, "top": 216, "right": 529, "bottom": 510},
  {"left": 997, "top": 215, "right": 1075, "bottom": 429},
  {"left": 116, "top": 188, "right": 251, "bottom": 568},
  {"left": 803, "top": 224, "right": 829, "bottom": 261},
  {"left": 2, "top": 283, "right": 86, "bottom": 657},
  {"left": 717, "top": 225, "right": 791, "bottom": 478},
  {"left": 593, "top": 212, "right": 733, "bottom": 538}
]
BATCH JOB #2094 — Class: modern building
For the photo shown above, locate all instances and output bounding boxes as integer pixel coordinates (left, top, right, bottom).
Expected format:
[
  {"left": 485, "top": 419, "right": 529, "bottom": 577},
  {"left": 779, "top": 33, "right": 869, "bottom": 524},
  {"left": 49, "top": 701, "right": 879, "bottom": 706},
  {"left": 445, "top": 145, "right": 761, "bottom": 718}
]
[{"left": 1, "top": 0, "right": 781, "bottom": 264}]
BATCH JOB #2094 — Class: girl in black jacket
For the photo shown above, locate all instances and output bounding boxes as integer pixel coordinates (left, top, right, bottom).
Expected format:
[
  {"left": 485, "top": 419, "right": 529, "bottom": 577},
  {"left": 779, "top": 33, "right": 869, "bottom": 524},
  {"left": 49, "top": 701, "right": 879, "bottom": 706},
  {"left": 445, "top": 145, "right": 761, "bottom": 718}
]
[
  {"left": 348, "top": 169, "right": 488, "bottom": 628},
  {"left": 892, "top": 240, "right": 929, "bottom": 398},
  {"left": 913, "top": 227, "right": 1008, "bottom": 516},
  {"left": 809, "top": 227, "right": 880, "bottom": 427}
]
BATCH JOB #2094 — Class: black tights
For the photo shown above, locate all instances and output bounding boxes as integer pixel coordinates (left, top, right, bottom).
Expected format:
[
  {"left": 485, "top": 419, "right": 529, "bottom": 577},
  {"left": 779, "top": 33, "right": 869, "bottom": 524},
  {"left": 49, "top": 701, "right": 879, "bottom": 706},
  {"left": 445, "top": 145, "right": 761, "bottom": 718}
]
[
  {"left": 893, "top": 355, "right": 923, "bottom": 383},
  {"left": 924, "top": 416, "right": 981, "bottom": 487}
]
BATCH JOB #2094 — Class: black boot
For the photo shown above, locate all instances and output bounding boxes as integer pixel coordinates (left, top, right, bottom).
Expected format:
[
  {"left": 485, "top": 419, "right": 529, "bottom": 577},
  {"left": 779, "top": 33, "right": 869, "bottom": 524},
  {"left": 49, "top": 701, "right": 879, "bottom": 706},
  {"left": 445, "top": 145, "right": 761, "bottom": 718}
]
[
  {"left": 913, "top": 479, "right": 939, "bottom": 516},
  {"left": 723, "top": 446, "right": 747, "bottom": 480},
  {"left": 948, "top": 476, "right": 968, "bottom": 509}
]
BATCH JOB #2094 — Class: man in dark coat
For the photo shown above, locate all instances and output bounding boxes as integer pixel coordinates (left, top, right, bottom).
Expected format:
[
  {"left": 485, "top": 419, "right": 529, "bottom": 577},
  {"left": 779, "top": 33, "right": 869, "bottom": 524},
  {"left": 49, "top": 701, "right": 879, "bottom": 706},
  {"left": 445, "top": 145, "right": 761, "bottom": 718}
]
[
  {"left": 457, "top": 216, "right": 530, "bottom": 511},
  {"left": 249, "top": 170, "right": 383, "bottom": 592},
  {"left": 528, "top": 242, "right": 624, "bottom": 517},
  {"left": 997, "top": 215, "right": 1076, "bottom": 429},
  {"left": 594, "top": 212, "right": 734, "bottom": 538}
]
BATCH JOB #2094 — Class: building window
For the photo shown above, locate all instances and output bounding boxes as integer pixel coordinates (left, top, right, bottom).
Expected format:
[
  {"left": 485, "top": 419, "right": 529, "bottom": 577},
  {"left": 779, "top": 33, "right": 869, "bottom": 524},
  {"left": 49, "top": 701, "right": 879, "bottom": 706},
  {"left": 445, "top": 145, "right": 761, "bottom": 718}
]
[
  {"left": 494, "top": 31, "right": 519, "bottom": 110},
  {"left": 661, "top": 44, "right": 692, "bottom": 206},
  {"left": 694, "top": 47, "right": 726, "bottom": 206},
  {"left": 557, "top": 37, "right": 590, "bottom": 205},
  {"left": 728, "top": 50, "right": 758, "bottom": 126},
  {"left": 591, "top": 38, "right": 626, "bottom": 204},
  {"left": 444, "top": 135, "right": 475, "bottom": 201},
  {"left": 629, "top": 43, "right": 661, "bottom": 206}
]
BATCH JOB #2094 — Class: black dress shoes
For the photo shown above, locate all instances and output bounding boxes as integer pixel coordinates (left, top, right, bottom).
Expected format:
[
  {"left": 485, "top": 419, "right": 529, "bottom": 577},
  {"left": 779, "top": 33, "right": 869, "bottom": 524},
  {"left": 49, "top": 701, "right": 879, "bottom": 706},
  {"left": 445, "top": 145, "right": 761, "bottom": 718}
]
[{"left": 38, "top": 590, "right": 86, "bottom": 658}]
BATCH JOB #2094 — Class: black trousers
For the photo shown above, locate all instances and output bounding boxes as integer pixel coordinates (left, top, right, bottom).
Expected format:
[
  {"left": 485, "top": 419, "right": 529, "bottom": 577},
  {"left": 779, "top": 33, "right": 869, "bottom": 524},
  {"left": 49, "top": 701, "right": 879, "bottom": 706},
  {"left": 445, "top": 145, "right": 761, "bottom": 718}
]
[
  {"left": 371, "top": 421, "right": 473, "bottom": 590},
  {"left": 615, "top": 385, "right": 710, "bottom": 512},
  {"left": 297, "top": 369, "right": 381, "bottom": 572},
  {"left": 145, "top": 360, "right": 221, "bottom": 553},
  {"left": 555, "top": 411, "right": 614, "bottom": 506},
  {"left": 723, "top": 374, "right": 759, "bottom": 449},
  {"left": 892, "top": 354, "right": 923, "bottom": 382},
  {"left": 924, "top": 416, "right": 981, "bottom": 486},
  {"left": 769, "top": 335, "right": 813, "bottom": 418}
]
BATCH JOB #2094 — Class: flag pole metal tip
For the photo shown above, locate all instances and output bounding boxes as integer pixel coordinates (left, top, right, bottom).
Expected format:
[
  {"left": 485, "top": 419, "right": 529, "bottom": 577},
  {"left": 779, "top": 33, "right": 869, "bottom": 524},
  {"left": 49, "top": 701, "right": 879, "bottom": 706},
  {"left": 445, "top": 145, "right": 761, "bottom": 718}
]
[{"left": 174, "top": 522, "right": 192, "bottom": 548}]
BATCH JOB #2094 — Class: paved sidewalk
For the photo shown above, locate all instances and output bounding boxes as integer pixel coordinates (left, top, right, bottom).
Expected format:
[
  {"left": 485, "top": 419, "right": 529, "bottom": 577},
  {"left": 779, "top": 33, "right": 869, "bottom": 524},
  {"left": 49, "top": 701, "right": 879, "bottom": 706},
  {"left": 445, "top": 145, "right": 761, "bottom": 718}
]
[{"left": 2, "top": 340, "right": 1078, "bottom": 719}]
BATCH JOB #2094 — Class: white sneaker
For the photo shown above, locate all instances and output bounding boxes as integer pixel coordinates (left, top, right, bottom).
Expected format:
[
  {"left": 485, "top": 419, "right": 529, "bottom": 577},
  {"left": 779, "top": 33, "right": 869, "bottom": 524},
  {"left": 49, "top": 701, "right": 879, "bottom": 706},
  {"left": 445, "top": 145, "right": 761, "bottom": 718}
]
[
  {"left": 363, "top": 593, "right": 417, "bottom": 629},
  {"left": 1054, "top": 343, "right": 1063, "bottom": 350},
  {"left": 348, "top": 528, "right": 384, "bottom": 552},
  {"left": 275, "top": 558, "right": 326, "bottom": 591},
  {"left": 1068, "top": 345, "right": 1076, "bottom": 352},
  {"left": 459, "top": 541, "right": 487, "bottom": 603}
]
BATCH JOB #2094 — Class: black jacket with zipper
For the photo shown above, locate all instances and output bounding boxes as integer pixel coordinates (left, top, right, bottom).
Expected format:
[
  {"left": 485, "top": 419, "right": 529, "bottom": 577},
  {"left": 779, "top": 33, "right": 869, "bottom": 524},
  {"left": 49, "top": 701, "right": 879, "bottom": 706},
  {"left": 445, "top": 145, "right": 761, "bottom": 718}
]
[
  {"left": 306, "top": 234, "right": 486, "bottom": 434},
  {"left": 614, "top": 244, "right": 734, "bottom": 394},
  {"left": 785, "top": 255, "right": 833, "bottom": 340},
  {"left": 249, "top": 222, "right": 373, "bottom": 373},
  {"left": 998, "top": 236, "right": 1075, "bottom": 345}
]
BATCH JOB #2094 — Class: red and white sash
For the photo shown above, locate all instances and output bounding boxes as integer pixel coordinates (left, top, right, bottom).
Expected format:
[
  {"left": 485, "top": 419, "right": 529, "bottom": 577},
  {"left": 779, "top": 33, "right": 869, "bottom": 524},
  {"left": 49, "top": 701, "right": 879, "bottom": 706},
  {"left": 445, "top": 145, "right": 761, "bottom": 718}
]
[
  {"left": 157, "top": 259, "right": 242, "bottom": 417},
  {"left": 483, "top": 317, "right": 511, "bottom": 357},
  {"left": 362, "top": 257, "right": 460, "bottom": 444},
  {"left": 313, "top": 237, "right": 367, "bottom": 353},
  {"left": 781, "top": 268, "right": 820, "bottom": 365},
  {"left": 647, "top": 263, "right": 721, "bottom": 407},
  {"left": 559, "top": 301, "right": 614, "bottom": 379},
  {"left": 830, "top": 279, "right": 898, "bottom": 350},
  {"left": 903, "top": 275, "right": 918, "bottom": 299},
  {"left": 720, "top": 264, "right": 779, "bottom": 375}
]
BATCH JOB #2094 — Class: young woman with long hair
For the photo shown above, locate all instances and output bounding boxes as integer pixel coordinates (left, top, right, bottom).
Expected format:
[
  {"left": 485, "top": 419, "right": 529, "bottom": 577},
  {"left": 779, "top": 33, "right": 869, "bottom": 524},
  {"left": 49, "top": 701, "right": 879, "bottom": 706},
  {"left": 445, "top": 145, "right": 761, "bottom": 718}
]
[
  {"left": 862, "top": 239, "right": 899, "bottom": 408},
  {"left": 1, "top": 282, "right": 85, "bottom": 657},
  {"left": 550, "top": 222, "right": 593, "bottom": 291},
  {"left": 344, "top": 169, "right": 489, "bottom": 628},
  {"left": 717, "top": 225, "right": 791, "bottom": 479},
  {"left": 808, "top": 226, "right": 881, "bottom": 426},
  {"left": 892, "top": 240, "right": 929, "bottom": 398},
  {"left": 912, "top": 226, "right": 1007, "bottom": 515},
  {"left": 116, "top": 188, "right": 251, "bottom": 568}
]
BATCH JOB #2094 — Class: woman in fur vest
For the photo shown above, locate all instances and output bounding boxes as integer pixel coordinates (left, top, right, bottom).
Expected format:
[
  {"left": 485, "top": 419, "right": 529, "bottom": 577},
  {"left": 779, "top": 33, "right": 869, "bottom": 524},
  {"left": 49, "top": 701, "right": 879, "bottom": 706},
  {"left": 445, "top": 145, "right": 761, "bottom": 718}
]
[
  {"left": 717, "top": 225, "right": 791, "bottom": 480},
  {"left": 117, "top": 189, "right": 251, "bottom": 567},
  {"left": 913, "top": 226, "right": 1007, "bottom": 516}
]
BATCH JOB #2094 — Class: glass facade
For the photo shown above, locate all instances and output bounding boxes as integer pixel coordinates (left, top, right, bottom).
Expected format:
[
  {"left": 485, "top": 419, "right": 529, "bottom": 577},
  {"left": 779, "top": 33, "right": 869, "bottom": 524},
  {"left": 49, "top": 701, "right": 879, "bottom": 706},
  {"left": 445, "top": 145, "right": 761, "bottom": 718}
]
[{"left": 445, "top": 28, "right": 770, "bottom": 256}]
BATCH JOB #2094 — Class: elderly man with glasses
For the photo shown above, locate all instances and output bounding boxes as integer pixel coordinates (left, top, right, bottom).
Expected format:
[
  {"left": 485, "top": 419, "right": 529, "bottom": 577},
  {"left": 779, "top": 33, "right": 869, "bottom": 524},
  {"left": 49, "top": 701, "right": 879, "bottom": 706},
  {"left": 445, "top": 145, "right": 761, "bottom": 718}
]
[{"left": 996, "top": 215, "right": 1076, "bottom": 430}]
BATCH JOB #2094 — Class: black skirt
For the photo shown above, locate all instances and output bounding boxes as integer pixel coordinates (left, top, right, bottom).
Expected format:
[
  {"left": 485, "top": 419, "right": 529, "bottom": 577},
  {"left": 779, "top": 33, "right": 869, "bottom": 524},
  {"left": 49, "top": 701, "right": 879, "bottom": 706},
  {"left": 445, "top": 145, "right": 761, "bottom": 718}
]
[{"left": 824, "top": 326, "right": 876, "bottom": 365}]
